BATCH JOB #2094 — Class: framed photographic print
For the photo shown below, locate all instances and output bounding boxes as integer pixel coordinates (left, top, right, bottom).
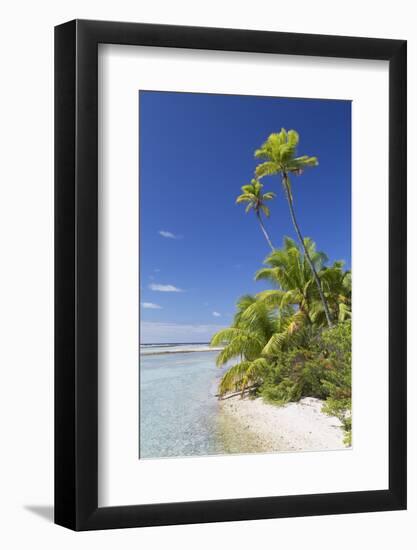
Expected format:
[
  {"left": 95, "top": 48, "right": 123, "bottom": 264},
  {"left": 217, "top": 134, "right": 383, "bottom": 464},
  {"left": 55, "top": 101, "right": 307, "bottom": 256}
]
[{"left": 55, "top": 20, "right": 407, "bottom": 530}]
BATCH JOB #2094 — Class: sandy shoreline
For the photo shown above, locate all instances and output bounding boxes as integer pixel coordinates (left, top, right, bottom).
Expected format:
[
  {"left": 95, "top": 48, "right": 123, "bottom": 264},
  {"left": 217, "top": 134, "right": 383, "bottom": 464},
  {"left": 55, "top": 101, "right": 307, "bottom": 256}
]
[{"left": 220, "top": 395, "right": 347, "bottom": 452}]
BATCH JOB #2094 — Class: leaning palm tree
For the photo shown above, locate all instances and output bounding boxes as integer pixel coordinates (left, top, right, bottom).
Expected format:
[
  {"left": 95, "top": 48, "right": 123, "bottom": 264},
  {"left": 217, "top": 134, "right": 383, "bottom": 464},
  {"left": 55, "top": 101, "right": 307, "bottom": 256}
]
[
  {"left": 210, "top": 295, "right": 276, "bottom": 396},
  {"left": 236, "top": 179, "right": 276, "bottom": 251},
  {"left": 210, "top": 291, "right": 306, "bottom": 395},
  {"left": 254, "top": 128, "right": 333, "bottom": 327}
]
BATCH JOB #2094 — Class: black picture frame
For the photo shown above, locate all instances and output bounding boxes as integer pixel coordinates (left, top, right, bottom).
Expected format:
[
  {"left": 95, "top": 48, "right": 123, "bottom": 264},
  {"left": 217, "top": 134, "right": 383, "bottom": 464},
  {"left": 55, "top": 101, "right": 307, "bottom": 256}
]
[{"left": 55, "top": 19, "right": 407, "bottom": 531}]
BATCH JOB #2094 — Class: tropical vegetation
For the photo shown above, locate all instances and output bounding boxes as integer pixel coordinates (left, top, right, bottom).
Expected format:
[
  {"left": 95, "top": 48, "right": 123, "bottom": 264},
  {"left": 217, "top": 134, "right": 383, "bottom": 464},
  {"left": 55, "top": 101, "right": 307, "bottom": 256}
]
[
  {"left": 211, "top": 128, "right": 352, "bottom": 445},
  {"left": 254, "top": 128, "right": 333, "bottom": 327}
]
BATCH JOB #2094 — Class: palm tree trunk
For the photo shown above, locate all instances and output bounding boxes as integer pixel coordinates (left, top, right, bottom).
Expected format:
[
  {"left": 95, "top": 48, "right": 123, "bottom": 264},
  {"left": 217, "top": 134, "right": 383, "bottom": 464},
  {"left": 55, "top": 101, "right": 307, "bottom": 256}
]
[
  {"left": 283, "top": 174, "right": 333, "bottom": 328},
  {"left": 256, "top": 211, "right": 275, "bottom": 251}
]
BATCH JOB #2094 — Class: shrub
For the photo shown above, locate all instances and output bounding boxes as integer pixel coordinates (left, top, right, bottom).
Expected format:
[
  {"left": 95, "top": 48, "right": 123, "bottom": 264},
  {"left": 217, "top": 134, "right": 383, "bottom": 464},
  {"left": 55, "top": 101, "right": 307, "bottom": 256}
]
[
  {"left": 260, "top": 345, "right": 328, "bottom": 404},
  {"left": 259, "top": 321, "right": 352, "bottom": 444},
  {"left": 320, "top": 322, "right": 352, "bottom": 444}
]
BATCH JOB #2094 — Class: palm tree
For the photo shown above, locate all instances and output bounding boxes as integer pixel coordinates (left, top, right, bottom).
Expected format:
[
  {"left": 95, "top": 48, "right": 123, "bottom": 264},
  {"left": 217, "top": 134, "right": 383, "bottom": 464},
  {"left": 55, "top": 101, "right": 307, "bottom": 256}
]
[
  {"left": 210, "top": 291, "right": 307, "bottom": 395},
  {"left": 236, "top": 179, "right": 276, "bottom": 251},
  {"left": 255, "top": 237, "right": 328, "bottom": 325},
  {"left": 254, "top": 128, "right": 333, "bottom": 327},
  {"left": 210, "top": 295, "right": 276, "bottom": 396}
]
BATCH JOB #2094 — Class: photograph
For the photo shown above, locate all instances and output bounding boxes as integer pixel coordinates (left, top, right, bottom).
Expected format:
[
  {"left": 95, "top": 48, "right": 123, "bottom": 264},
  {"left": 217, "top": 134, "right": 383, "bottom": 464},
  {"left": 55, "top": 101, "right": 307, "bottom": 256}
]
[
  {"left": 0, "top": 2, "right": 409, "bottom": 542},
  {"left": 139, "top": 91, "right": 352, "bottom": 459}
]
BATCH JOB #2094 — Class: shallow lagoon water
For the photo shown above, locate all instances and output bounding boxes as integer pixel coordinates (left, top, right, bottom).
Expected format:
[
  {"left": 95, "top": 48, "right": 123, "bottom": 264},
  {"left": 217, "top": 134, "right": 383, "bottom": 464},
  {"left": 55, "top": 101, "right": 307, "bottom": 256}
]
[{"left": 140, "top": 348, "right": 267, "bottom": 459}]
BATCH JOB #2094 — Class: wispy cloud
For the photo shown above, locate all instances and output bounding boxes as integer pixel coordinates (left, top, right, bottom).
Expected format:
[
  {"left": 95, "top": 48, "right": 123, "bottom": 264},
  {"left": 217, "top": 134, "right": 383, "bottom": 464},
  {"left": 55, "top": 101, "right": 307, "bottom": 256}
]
[
  {"left": 141, "top": 321, "right": 226, "bottom": 343},
  {"left": 149, "top": 283, "right": 183, "bottom": 292},
  {"left": 212, "top": 311, "right": 221, "bottom": 317},
  {"left": 141, "top": 302, "right": 162, "bottom": 310},
  {"left": 158, "top": 230, "right": 182, "bottom": 239}
]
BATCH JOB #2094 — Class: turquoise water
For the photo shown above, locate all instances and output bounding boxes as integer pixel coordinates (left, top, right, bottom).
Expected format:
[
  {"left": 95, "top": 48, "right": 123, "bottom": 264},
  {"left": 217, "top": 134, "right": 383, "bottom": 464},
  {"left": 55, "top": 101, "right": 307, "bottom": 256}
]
[
  {"left": 139, "top": 348, "right": 266, "bottom": 459},
  {"left": 140, "top": 350, "right": 225, "bottom": 458}
]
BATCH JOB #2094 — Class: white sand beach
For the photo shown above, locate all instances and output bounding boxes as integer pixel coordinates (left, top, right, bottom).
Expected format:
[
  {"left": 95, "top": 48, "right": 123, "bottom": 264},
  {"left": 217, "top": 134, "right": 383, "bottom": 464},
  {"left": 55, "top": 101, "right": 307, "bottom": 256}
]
[{"left": 220, "top": 396, "right": 347, "bottom": 452}]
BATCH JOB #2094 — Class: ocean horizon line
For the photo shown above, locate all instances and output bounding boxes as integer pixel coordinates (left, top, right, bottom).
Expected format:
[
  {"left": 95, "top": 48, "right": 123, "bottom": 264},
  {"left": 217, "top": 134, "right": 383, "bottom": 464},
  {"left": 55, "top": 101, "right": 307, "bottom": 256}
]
[
  {"left": 141, "top": 341, "right": 210, "bottom": 346},
  {"left": 140, "top": 342, "right": 222, "bottom": 356}
]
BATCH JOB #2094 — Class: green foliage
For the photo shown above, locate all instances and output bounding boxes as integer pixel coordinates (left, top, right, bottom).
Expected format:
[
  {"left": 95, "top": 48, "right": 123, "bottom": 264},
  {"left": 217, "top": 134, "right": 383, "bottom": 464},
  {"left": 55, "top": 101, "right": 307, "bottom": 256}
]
[
  {"left": 212, "top": 296, "right": 352, "bottom": 442},
  {"left": 254, "top": 237, "right": 331, "bottom": 328},
  {"left": 320, "top": 322, "right": 352, "bottom": 444},
  {"left": 261, "top": 322, "right": 352, "bottom": 444},
  {"left": 254, "top": 128, "right": 319, "bottom": 180},
  {"left": 236, "top": 179, "right": 276, "bottom": 214},
  {"left": 217, "top": 357, "right": 269, "bottom": 396},
  {"left": 211, "top": 126, "right": 352, "bottom": 444},
  {"left": 260, "top": 343, "right": 328, "bottom": 405}
]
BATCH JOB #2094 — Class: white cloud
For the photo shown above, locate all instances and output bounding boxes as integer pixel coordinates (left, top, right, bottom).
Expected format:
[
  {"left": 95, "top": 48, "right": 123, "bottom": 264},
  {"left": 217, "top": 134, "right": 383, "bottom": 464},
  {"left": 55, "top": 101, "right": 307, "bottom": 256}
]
[
  {"left": 158, "top": 230, "right": 181, "bottom": 239},
  {"left": 212, "top": 311, "right": 221, "bottom": 317},
  {"left": 141, "top": 302, "right": 162, "bottom": 310},
  {"left": 141, "top": 322, "right": 226, "bottom": 343},
  {"left": 149, "top": 283, "right": 183, "bottom": 292}
]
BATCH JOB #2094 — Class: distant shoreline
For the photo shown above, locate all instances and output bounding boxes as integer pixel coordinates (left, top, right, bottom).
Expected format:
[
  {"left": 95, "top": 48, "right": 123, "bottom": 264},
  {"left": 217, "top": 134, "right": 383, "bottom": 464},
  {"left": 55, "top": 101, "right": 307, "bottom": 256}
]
[{"left": 140, "top": 347, "right": 222, "bottom": 356}]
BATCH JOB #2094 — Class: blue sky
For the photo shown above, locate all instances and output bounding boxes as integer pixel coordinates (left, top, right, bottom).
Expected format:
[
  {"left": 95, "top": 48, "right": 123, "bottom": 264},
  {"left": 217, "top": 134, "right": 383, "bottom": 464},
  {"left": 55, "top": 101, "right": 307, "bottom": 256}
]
[{"left": 139, "top": 91, "right": 351, "bottom": 343}]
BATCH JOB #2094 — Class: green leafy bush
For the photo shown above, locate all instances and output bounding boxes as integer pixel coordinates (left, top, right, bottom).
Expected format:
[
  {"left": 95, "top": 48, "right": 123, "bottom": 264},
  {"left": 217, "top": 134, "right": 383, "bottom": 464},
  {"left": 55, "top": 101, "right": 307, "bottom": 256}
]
[
  {"left": 320, "top": 322, "right": 352, "bottom": 444},
  {"left": 260, "top": 346, "right": 327, "bottom": 404},
  {"left": 259, "top": 322, "right": 352, "bottom": 444}
]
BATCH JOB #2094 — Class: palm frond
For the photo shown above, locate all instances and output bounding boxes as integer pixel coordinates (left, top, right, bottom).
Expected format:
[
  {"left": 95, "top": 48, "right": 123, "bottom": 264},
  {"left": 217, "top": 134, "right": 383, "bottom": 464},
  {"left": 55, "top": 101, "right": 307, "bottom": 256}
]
[
  {"left": 218, "top": 358, "right": 268, "bottom": 396},
  {"left": 241, "top": 184, "right": 254, "bottom": 193},
  {"left": 235, "top": 194, "right": 251, "bottom": 203},
  {"left": 260, "top": 204, "right": 270, "bottom": 217},
  {"left": 210, "top": 327, "right": 242, "bottom": 347},
  {"left": 262, "top": 331, "right": 288, "bottom": 355},
  {"left": 287, "top": 129, "right": 299, "bottom": 146},
  {"left": 255, "top": 161, "right": 279, "bottom": 179},
  {"left": 255, "top": 266, "right": 284, "bottom": 283},
  {"left": 338, "top": 303, "right": 351, "bottom": 322},
  {"left": 262, "top": 310, "right": 308, "bottom": 355}
]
